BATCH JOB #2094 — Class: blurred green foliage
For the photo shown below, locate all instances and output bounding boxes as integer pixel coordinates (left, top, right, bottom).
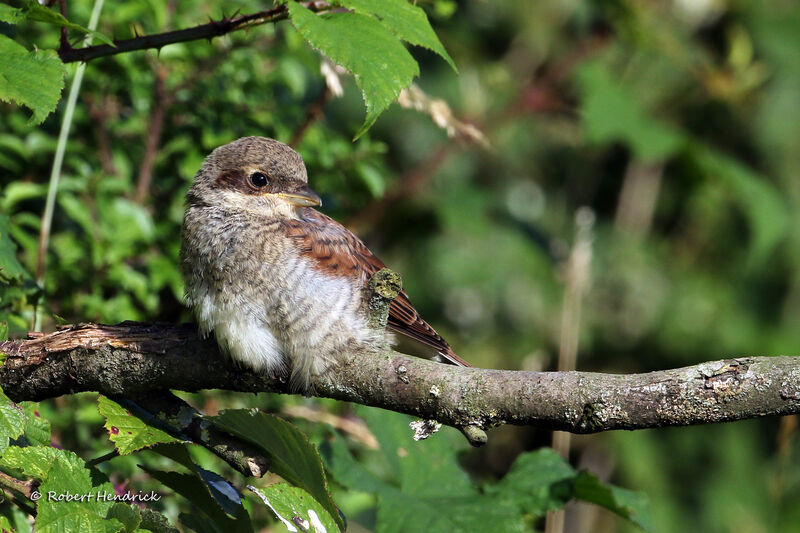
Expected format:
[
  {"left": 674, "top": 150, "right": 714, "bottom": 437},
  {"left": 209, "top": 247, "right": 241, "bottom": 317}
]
[
  {"left": 323, "top": 406, "right": 650, "bottom": 532},
  {"left": 1, "top": 0, "right": 800, "bottom": 531}
]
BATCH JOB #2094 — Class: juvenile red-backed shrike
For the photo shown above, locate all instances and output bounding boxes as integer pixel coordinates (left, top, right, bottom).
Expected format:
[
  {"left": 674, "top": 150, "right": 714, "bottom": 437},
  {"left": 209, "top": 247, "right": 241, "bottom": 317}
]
[{"left": 180, "top": 137, "right": 468, "bottom": 389}]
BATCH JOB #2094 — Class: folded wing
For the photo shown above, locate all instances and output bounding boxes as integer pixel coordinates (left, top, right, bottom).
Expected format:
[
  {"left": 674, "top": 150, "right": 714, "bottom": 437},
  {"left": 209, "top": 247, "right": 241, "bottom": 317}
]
[{"left": 282, "top": 208, "right": 469, "bottom": 367}]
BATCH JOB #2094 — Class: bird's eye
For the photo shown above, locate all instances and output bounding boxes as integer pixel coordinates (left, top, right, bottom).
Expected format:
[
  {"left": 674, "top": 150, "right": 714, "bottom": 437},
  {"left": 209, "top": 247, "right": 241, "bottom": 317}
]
[{"left": 249, "top": 171, "right": 269, "bottom": 188}]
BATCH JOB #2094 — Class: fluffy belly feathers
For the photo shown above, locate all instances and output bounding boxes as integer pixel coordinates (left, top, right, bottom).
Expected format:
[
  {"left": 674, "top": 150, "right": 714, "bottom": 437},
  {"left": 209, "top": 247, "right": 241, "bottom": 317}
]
[{"left": 188, "top": 253, "right": 380, "bottom": 388}]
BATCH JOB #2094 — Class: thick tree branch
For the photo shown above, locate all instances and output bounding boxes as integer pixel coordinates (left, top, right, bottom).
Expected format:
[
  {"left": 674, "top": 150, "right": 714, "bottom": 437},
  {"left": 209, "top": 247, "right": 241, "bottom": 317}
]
[
  {"left": 2, "top": 322, "right": 799, "bottom": 436},
  {"left": 58, "top": 1, "right": 332, "bottom": 63}
]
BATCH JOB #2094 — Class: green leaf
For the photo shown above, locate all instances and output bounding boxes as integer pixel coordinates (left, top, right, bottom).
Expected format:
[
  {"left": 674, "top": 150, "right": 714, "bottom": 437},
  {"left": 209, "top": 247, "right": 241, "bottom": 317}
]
[
  {"left": 323, "top": 407, "right": 521, "bottom": 532},
  {"left": 320, "top": 426, "right": 389, "bottom": 495},
  {"left": 322, "top": 430, "right": 523, "bottom": 533},
  {"left": 486, "top": 448, "right": 577, "bottom": 516},
  {"left": 0, "top": 35, "right": 66, "bottom": 125},
  {"left": 141, "top": 466, "right": 251, "bottom": 533},
  {"left": 0, "top": 4, "right": 25, "bottom": 24},
  {"left": 575, "top": 59, "right": 787, "bottom": 266},
  {"left": 179, "top": 512, "right": 223, "bottom": 533},
  {"left": 0, "top": 214, "right": 30, "bottom": 284},
  {"left": 59, "top": 193, "right": 96, "bottom": 239},
  {"left": 693, "top": 147, "right": 788, "bottom": 266},
  {"left": 140, "top": 508, "right": 180, "bottom": 533},
  {"left": 196, "top": 467, "right": 244, "bottom": 518},
  {"left": 576, "top": 61, "right": 684, "bottom": 162},
  {"left": 0, "top": 444, "right": 68, "bottom": 479},
  {"left": 0, "top": 0, "right": 112, "bottom": 45},
  {"left": 147, "top": 444, "right": 248, "bottom": 530},
  {"left": 149, "top": 442, "right": 197, "bottom": 471},
  {"left": 1, "top": 505, "right": 32, "bottom": 533},
  {"left": 97, "top": 395, "right": 179, "bottom": 454},
  {"left": 104, "top": 485, "right": 176, "bottom": 532},
  {"left": 1, "top": 182, "right": 48, "bottom": 213},
  {"left": 105, "top": 503, "right": 141, "bottom": 533},
  {"left": 324, "top": 409, "right": 651, "bottom": 532},
  {"left": 570, "top": 470, "right": 652, "bottom": 531},
  {"left": 289, "top": 2, "right": 419, "bottom": 138},
  {"left": 20, "top": 402, "right": 52, "bottom": 446},
  {"left": 487, "top": 449, "right": 652, "bottom": 531},
  {"left": 375, "top": 490, "right": 523, "bottom": 533},
  {"left": 0, "top": 446, "right": 122, "bottom": 533},
  {"left": 0, "top": 387, "right": 25, "bottom": 454},
  {"left": 209, "top": 408, "right": 343, "bottom": 531},
  {"left": 357, "top": 405, "right": 473, "bottom": 497},
  {"left": 38, "top": 466, "right": 123, "bottom": 533},
  {"left": 339, "top": 0, "right": 456, "bottom": 71},
  {"left": 22, "top": 2, "right": 114, "bottom": 46},
  {"left": 250, "top": 484, "right": 339, "bottom": 533},
  {"left": 355, "top": 162, "right": 386, "bottom": 197}
]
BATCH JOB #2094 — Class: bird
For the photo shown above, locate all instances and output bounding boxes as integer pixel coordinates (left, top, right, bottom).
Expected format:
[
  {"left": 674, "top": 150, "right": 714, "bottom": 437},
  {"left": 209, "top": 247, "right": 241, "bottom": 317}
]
[{"left": 180, "top": 136, "right": 468, "bottom": 390}]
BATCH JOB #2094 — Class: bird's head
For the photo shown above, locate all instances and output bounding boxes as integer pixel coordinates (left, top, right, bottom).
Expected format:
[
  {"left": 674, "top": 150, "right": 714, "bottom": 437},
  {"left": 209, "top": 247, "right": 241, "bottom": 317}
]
[{"left": 187, "top": 137, "right": 321, "bottom": 217}]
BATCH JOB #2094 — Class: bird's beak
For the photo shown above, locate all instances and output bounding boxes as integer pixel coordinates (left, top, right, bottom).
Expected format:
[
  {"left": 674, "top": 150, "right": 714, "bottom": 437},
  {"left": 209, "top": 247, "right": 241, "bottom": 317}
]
[{"left": 275, "top": 185, "right": 322, "bottom": 207}]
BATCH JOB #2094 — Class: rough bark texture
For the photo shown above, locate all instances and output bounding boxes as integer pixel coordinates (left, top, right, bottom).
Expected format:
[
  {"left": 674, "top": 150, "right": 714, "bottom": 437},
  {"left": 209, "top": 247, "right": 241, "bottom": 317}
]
[{"left": 2, "top": 322, "right": 799, "bottom": 434}]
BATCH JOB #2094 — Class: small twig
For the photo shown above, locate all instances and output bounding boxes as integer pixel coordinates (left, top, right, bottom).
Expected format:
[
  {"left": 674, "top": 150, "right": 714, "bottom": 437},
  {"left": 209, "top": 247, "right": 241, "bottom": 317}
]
[
  {"left": 34, "top": 0, "right": 106, "bottom": 332},
  {"left": 459, "top": 425, "right": 488, "bottom": 446},
  {"left": 552, "top": 208, "right": 594, "bottom": 456},
  {"left": 0, "top": 470, "right": 38, "bottom": 500},
  {"left": 281, "top": 405, "right": 378, "bottom": 449},
  {"left": 58, "top": 2, "right": 333, "bottom": 64},
  {"left": 289, "top": 86, "right": 332, "bottom": 148},
  {"left": 547, "top": 208, "right": 594, "bottom": 533},
  {"left": 135, "top": 63, "right": 171, "bottom": 204},
  {"left": 131, "top": 39, "right": 244, "bottom": 202},
  {"left": 773, "top": 415, "right": 797, "bottom": 500},
  {"left": 0, "top": 471, "right": 39, "bottom": 515},
  {"left": 114, "top": 392, "right": 271, "bottom": 478},
  {"left": 345, "top": 143, "right": 457, "bottom": 231},
  {"left": 58, "top": 0, "right": 69, "bottom": 51},
  {"left": 398, "top": 84, "right": 489, "bottom": 148},
  {"left": 3, "top": 491, "right": 36, "bottom": 517},
  {"left": 87, "top": 449, "right": 120, "bottom": 467},
  {"left": 614, "top": 160, "right": 665, "bottom": 237},
  {"left": 87, "top": 94, "right": 119, "bottom": 175}
]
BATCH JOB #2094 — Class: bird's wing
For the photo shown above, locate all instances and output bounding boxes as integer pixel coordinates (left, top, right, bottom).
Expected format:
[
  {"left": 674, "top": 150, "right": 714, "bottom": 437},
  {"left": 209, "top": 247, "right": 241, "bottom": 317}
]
[{"left": 282, "top": 208, "right": 469, "bottom": 367}]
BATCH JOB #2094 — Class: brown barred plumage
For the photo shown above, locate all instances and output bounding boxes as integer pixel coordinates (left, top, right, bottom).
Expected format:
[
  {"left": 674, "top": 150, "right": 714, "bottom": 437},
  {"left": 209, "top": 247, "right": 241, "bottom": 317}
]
[{"left": 180, "top": 137, "right": 468, "bottom": 390}]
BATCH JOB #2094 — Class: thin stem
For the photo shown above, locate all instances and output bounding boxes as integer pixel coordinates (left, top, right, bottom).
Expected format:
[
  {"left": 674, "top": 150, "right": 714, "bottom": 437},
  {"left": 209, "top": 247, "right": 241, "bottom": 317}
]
[
  {"left": 4, "top": 492, "right": 36, "bottom": 517},
  {"left": 0, "top": 470, "right": 36, "bottom": 499},
  {"left": 546, "top": 208, "right": 594, "bottom": 533},
  {"left": 58, "top": 0, "right": 69, "bottom": 50},
  {"left": 289, "top": 86, "right": 331, "bottom": 148},
  {"left": 58, "top": 2, "right": 332, "bottom": 64},
  {"left": 87, "top": 450, "right": 119, "bottom": 467},
  {"left": 134, "top": 63, "right": 170, "bottom": 204},
  {"left": 34, "top": 0, "right": 106, "bottom": 332}
]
